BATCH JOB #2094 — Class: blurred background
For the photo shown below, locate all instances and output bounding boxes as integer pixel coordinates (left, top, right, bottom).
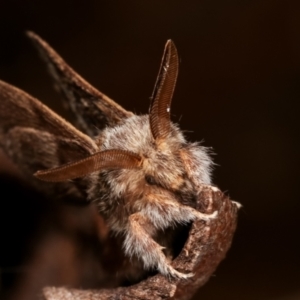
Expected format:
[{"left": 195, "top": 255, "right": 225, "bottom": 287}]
[{"left": 0, "top": 1, "right": 299, "bottom": 299}]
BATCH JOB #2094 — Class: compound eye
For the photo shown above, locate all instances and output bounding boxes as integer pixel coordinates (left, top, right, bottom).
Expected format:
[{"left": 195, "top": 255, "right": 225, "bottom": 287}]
[{"left": 145, "top": 175, "right": 157, "bottom": 185}]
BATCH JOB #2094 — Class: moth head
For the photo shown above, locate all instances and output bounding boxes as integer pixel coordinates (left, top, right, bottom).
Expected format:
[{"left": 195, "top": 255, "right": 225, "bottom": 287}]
[
  {"left": 35, "top": 40, "right": 212, "bottom": 206},
  {"left": 88, "top": 40, "right": 212, "bottom": 210}
]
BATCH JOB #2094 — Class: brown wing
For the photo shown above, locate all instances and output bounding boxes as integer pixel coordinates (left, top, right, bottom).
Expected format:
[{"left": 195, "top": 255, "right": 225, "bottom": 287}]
[
  {"left": 27, "top": 31, "right": 133, "bottom": 137},
  {"left": 0, "top": 80, "right": 98, "bottom": 197}
]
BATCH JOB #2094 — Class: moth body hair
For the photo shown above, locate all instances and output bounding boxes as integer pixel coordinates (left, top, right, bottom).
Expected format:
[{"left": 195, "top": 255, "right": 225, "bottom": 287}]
[{"left": 87, "top": 114, "right": 216, "bottom": 278}]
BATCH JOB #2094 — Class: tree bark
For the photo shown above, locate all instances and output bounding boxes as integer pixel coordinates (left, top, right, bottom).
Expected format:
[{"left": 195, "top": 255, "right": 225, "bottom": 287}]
[{"left": 42, "top": 186, "right": 239, "bottom": 300}]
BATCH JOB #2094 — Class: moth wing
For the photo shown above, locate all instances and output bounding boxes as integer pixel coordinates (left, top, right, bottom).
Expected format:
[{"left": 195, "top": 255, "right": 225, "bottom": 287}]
[
  {"left": 0, "top": 80, "right": 98, "bottom": 199},
  {"left": 27, "top": 31, "right": 133, "bottom": 137}
]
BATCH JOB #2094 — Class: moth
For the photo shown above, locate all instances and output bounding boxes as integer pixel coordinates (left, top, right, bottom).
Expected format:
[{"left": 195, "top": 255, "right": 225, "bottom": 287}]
[{"left": 0, "top": 32, "right": 217, "bottom": 279}]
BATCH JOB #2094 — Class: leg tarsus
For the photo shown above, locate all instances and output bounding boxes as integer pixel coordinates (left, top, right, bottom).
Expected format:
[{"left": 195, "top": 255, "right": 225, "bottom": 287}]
[{"left": 194, "top": 209, "right": 218, "bottom": 221}]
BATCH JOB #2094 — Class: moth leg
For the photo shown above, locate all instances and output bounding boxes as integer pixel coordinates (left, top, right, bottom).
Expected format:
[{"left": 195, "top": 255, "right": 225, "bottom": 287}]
[
  {"left": 124, "top": 212, "right": 193, "bottom": 279},
  {"left": 189, "top": 206, "right": 218, "bottom": 221},
  {"left": 144, "top": 194, "right": 218, "bottom": 230}
]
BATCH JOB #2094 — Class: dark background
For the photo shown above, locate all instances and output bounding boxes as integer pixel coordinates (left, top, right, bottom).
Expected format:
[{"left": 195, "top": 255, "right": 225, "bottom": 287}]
[{"left": 0, "top": 1, "right": 299, "bottom": 299}]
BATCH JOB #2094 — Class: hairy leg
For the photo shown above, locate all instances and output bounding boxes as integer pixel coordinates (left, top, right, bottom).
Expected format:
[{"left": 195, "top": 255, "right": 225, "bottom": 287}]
[
  {"left": 140, "top": 193, "right": 217, "bottom": 230},
  {"left": 124, "top": 212, "right": 194, "bottom": 279}
]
